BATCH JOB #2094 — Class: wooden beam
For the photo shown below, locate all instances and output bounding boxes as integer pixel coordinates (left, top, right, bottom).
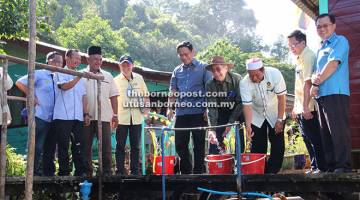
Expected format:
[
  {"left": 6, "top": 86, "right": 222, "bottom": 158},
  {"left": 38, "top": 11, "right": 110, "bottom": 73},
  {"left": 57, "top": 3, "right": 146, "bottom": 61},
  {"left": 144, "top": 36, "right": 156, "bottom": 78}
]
[
  {"left": 0, "top": 59, "right": 9, "bottom": 199},
  {"left": 24, "top": 0, "right": 36, "bottom": 198},
  {"left": 0, "top": 54, "right": 104, "bottom": 81}
]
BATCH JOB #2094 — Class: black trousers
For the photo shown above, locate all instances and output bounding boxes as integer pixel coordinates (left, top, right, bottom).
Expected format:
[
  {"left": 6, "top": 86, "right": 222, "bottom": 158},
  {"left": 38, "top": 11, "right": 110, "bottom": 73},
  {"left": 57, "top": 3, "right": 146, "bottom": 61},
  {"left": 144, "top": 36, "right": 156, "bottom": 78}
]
[
  {"left": 175, "top": 114, "right": 207, "bottom": 174},
  {"left": 251, "top": 120, "right": 284, "bottom": 174},
  {"left": 116, "top": 123, "right": 142, "bottom": 175},
  {"left": 53, "top": 119, "right": 87, "bottom": 176},
  {"left": 316, "top": 94, "right": 351, "bottom": 171},
  {"left": 297, "top": 112, "right": 327, "bottom": 171},
  {"left": 209, "top": 110, "right": 245, "bottom": 155}
]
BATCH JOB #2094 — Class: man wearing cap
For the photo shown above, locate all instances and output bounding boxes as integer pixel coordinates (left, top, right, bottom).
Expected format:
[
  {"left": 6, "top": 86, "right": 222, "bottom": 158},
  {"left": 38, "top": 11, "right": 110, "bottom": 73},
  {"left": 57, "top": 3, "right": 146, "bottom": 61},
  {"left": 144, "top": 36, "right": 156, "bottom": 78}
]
[
  {"left": 287, "top": 30, "right": 326, "bottom": 174},
  {"left": 82, "top": 46, "right": 119, "bottom": 176},
  {"left": 16, "top": 51, "right": 62, "bottom": 176},
  {"left": 52, "top": 49, "right": 90, "bottom": 176},
  {"left": 114, "top": 55, "right": 149, "bottom": 175},
  {"left": 205, "top": 56, "right": 244, "bottom": 154},
  {"left": 240, "top": 57, "right": 286, "bottom": 174},
  {"left": 167, "top": 41, "right": 212, "bottom": 174}
]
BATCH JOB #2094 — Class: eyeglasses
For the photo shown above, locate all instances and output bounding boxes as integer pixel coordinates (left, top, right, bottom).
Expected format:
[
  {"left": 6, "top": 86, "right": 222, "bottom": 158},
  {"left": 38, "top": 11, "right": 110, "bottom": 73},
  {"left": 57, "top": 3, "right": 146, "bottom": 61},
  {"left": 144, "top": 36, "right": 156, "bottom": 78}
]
[
  {"left": 288, "top": 42, "right": 301, "bottom": 49},
  {"left": 316, "top": 23, "right": 333, "bottom": 30}
]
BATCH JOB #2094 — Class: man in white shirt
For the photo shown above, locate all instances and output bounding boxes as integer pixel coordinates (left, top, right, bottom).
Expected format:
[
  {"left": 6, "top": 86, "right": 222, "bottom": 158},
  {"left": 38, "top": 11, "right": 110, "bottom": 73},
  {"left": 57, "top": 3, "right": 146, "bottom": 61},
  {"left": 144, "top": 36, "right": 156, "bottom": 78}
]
[
  {"left": 82, "top": 46, "right": 119, "bottom": 176},
  {"left": 52, "top": 49, "right": 90, "bottom": 176},
  {"left": 240, "top": 58, "right": 286, "bottom": 174}
]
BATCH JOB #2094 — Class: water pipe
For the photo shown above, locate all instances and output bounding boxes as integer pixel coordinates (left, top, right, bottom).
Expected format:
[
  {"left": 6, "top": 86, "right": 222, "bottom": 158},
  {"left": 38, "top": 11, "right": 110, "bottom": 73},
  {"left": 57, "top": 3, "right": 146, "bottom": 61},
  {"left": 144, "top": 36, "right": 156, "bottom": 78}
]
[
  {"left": 79, "top": 180, "right": 92, "bottom": 200},
  {"left": 197, "top": 187, "right": 273, "bottom": 199}
]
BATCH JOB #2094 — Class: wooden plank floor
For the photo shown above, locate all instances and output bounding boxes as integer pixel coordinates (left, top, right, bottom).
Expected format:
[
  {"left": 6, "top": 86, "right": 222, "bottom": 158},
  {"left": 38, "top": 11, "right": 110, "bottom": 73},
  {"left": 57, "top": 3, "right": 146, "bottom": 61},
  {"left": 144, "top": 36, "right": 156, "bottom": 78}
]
[{"left": 4, "top": 173, "right": 360, "bottom": 196}]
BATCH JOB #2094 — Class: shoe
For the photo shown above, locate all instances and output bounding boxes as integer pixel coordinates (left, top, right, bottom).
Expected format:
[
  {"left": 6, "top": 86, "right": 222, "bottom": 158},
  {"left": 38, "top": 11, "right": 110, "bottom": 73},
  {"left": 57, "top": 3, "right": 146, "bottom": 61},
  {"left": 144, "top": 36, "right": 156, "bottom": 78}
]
[{"left": 312, "top": 169, "right": 321, "bottom": 174}]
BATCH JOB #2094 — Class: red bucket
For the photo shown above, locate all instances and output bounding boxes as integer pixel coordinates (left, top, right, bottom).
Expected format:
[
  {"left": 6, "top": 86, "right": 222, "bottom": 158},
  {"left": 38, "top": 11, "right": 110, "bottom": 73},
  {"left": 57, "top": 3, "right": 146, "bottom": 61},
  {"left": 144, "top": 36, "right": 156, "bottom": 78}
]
[
  {"left": 241, "top": 153, "right": 266, "bottom": 175},
  {"left": 205, "top": 154, "right": 234, "bottom": 174},
  {"left": 153, "top": 156, "right": 176, "bottom": 175}
]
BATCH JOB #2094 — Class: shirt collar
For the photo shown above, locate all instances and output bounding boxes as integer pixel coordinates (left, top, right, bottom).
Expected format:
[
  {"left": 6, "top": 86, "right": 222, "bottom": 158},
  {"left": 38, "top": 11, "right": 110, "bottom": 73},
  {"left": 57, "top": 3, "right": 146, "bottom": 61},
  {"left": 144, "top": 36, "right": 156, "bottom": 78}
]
[
  {"left": 182, "top": 59, "right": 197, "bottom": 68},
  {"left": 214, "top": 72, "right": 232, "bottom": 84},
  {"left": 321, "top": 32, "right": 337, "bottom": 45},
  {"left": 120, "top": 72, "right": 134, "bottom": 81},
  {"left": 297, "top": 46, "right": 310, "bottom": 61},
  {"left": 85, "top": 66, "right": 103, "bottom": 74}
]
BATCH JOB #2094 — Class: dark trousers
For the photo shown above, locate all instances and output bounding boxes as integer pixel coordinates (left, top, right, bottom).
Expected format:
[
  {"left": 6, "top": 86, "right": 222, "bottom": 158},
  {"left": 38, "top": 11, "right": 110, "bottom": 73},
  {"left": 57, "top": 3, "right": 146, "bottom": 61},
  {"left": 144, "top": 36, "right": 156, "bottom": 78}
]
[
  {"left": 316, "top": 94, "right": 351, "bottom": 171},
  {"left": 175, "top": 114, "right": 206, "bottom": 174},
  {"left": 54, "top": 119, "right": 87, "bottom": 176},
  {"left": 83, "top": 121, "right": 112, "bottom": 175},
  {"left": 209, "top": 111, "right": 245, "bottom": 155},
  {"left": 297, "top": 112, "right": 327, "bottom": 171},
  {"left": 251, "top": 120, "right": 284, "bottom": 174},
  {"left": 34, "top": 117, "right": 53, "bottom": 176},
  {"left": 116, "top": 123, "right": 142, "bottom": 175},
  {"left": 43, "top": 126, "right": 57, "bottom": 176}
]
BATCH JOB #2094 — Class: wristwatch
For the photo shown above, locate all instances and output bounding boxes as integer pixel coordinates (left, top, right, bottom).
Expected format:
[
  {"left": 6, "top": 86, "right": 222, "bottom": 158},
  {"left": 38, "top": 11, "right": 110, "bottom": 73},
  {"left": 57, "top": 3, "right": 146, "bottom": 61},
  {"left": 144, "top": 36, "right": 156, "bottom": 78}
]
[
  {"left": 277, "top": 118, "right": 283, "bottom": 123},
  {"left": 113, "top": 114, "right": 118, "bottom": 118}
]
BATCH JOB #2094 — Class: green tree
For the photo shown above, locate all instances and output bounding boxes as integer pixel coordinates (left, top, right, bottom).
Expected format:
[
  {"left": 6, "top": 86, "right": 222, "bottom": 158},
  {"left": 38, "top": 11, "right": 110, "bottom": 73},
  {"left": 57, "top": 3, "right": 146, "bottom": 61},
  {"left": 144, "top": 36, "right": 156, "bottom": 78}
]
[
  {"left": 0, "top": 0, "right": 51, "bottom": 39},
  {"left": 270, "top": 35, "right": 290, "bottom": 62},
  {"left": 55, "top": 16, "right": 127, "bottom": 60},
  {"left": 100, "top": 0, "right": 128, "bottom": 29}
]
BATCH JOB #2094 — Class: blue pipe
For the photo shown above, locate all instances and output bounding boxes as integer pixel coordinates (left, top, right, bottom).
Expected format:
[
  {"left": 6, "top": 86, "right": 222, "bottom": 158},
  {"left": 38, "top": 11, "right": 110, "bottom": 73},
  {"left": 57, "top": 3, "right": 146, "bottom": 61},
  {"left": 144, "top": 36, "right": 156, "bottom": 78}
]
[
  {"left": 79, "top": 180, "right": 92, "bottom": 200},
  {"left": 197, "top": 187, "right": 273, "bottom": 199},
  {"left": 235, "top": 125, "right": 241, "bottom": 196},
  {"left": 161, "top": 127, "right": 167, "bottom": 200}
]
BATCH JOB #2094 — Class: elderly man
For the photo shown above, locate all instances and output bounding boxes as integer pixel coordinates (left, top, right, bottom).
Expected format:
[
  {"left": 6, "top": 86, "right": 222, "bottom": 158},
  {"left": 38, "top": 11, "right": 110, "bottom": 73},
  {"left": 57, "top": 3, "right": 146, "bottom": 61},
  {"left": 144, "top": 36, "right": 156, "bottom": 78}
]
[
  {"left": 205, "top": 56, "right": 244, "bottom": 154},
  {"left": 114, "top": 55, "right": 149, "bottom": 175},
  {"left": 82, "top": 46, "right": 119, "bottom": 176},
  {"left": 287, "top": 30, "right": 326, "bottom": 173},
  {"left": 240, "top": 58, "right": 286, "bottom": 174},
  {"left": 167, "top": 41, "right": 212, "bottom": 174},
  {"left": 311, "top": 13, "right": 351, "bottom": 173},
  {"left": 52, "top": 49, "right": 90, "bottom": 176},
  {"left": 16, "top": 51, "right": 62, "bottom": 176}
]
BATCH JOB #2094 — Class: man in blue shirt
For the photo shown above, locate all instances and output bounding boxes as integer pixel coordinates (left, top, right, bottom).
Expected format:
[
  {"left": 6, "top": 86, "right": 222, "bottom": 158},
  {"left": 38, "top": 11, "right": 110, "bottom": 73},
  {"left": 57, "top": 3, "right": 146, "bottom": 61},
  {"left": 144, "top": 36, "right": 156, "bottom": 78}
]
[
  {"left": 167, "top": 41, "right": 212, "bottom": 174},
  {"left": 16, "top": 51, "right": 63, "bottom": 176},
  {"left": 311, "top": 13, "right": 351, "bottom": 173}
]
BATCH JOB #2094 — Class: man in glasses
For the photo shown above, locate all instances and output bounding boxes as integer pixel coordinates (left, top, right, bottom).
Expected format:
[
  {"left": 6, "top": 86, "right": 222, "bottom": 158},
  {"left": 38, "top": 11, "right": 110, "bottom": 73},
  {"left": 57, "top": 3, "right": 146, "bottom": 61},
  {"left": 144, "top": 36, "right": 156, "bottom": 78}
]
[
  {"left": 205, "top": 56, "right": 244, "bottom": 154},
  {"left": 240, "top": 57, "right": 286, "bottom": 174},
  {"left": 311, "top": 13, "right": 351, "bottom": 173},
  {"left": 287, "top": 30, "right": 326, "bottom": 174},
  {"left": 16, "top": 51, "right": 63, "bottom": 176},
  {"left": 114, "top": 55, "right": 149, "bottom": 175},
  {"left": 167, "top": 41, "right": 212, "bottom": 174},
  {"left": 82, "top": 46, "right": 119, "bottom": 176}
]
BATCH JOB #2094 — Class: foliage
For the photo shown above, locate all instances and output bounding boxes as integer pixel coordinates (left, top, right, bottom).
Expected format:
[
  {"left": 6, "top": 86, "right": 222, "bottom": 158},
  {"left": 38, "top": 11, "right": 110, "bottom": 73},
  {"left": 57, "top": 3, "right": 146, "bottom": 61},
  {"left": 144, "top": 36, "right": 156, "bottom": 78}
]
[
  {"left": 6, "top": 145, "right": 26, "bottom": 176},
  {"left": 55, "top": 16, "right": 127, "bottom": 60},
  {"left": 0, "top": 0, "right": 51, "bottom": 39},
  {"left": 284, "top": 120, "right": 308, "bottom": 155}
]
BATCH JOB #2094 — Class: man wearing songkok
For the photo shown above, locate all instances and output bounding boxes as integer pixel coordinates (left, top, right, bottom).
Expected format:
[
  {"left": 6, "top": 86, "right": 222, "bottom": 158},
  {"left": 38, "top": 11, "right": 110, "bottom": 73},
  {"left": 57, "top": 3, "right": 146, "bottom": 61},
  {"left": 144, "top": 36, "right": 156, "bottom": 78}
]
[{"left": 82, "top": 46, "right": 119, "bottom": 176}]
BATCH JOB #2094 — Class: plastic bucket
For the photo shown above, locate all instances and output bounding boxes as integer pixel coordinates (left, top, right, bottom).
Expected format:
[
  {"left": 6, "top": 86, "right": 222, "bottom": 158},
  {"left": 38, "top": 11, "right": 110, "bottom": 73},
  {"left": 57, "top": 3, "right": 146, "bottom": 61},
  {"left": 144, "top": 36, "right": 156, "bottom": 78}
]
[
  {"left": 153, "top": 156, "right": 176, "bottom": 175},
  {"left": 241, "top": 153, "right": 266, "bottom": 175},
  {"left": 205, "top": 154, "right": 234, "bottom": 174}
]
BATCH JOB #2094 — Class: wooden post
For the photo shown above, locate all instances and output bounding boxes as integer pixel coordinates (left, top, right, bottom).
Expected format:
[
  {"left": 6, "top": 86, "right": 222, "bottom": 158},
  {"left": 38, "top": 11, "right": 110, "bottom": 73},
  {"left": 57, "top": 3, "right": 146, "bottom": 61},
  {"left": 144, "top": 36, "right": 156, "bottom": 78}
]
[
  {"left": 0, "top": 59, "right": 9, "bottom": 199},
  {"left": 97, "top": 80, "right": 103, "bottom": 200},
  {"left": 24, "top": 0, "right": 36, "bottom": 198}
]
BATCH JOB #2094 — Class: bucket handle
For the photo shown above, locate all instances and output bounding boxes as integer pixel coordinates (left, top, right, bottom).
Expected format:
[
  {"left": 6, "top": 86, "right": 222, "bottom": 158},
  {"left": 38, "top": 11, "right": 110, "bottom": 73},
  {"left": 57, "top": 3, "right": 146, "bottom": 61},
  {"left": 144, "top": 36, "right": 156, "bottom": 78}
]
[
  {"left": 242, "top": 155, "right": 267, "bottom": 165},
  {"left": 204, "top": 156, "right": 234, "bottom": 163}
]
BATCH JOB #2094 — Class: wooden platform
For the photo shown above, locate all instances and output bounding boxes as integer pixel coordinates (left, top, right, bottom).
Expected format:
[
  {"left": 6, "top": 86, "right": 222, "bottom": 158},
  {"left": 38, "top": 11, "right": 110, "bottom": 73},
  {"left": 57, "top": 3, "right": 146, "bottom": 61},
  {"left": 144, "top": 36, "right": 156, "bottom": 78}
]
[{"left": 4, "top": 173, "right": 360, "bottom": 197}]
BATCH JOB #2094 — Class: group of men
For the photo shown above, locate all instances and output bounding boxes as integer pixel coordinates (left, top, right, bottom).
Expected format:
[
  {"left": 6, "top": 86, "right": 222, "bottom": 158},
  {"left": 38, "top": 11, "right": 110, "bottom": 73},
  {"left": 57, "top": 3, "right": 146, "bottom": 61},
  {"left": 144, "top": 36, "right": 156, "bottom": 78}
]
[
  {"left": 0, "top": 13, "right": 351, "bottom": 176},
  {"left": 13, "top": 47, "right": 149, "bottom": 176},
  {"left": 168, "top": 13, "right": 351, "bottom": 174}
]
